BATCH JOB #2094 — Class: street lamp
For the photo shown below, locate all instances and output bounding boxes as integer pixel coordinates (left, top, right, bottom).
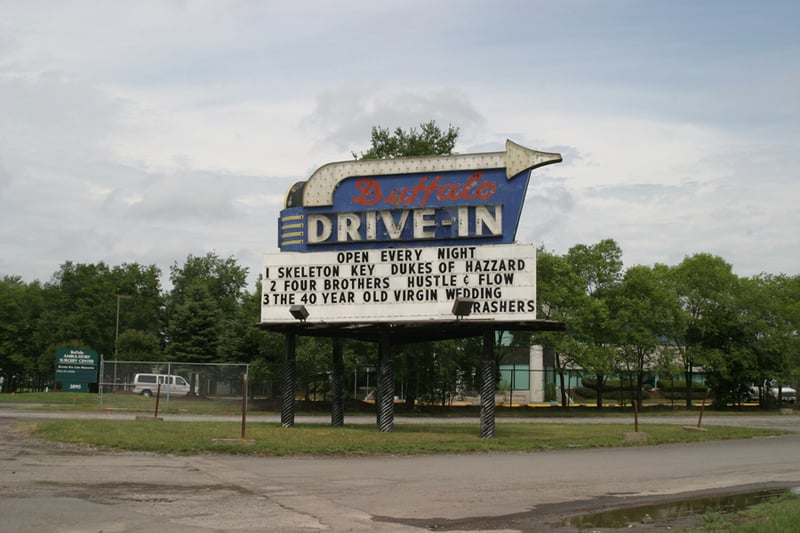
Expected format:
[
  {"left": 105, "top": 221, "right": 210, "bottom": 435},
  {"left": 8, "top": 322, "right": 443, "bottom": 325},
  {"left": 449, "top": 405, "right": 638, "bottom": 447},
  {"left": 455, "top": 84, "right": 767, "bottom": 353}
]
[{"left": 114, "top": 294, "right": 133, "bottom": 359}]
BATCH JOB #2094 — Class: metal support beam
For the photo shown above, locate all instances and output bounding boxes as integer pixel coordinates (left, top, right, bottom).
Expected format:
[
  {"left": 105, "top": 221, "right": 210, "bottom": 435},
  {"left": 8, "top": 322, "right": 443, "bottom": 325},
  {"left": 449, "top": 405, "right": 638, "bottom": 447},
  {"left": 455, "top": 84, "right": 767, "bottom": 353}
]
[
  {"left": 377, "top": 338, "right": 394, "bottom": 432},
  {"left": 281, "top": 332, "right": 297, "bottom": 428},
  {"left": 480, "top": 330, "right": 496, "bottom": 438},
  {"left": 375, "top": 343, "right": 381, "bottom": 429},
  {"left": 331, "top": 337, "right": 345, "bottom": 427}
]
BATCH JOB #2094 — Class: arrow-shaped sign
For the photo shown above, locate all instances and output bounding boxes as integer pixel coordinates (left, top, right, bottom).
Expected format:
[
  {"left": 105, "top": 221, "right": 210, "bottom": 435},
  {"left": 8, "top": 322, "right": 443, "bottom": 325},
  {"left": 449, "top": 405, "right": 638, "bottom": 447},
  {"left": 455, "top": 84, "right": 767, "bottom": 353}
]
[{"left": 295, "top": 139, "right": 561, "bottom": 208}]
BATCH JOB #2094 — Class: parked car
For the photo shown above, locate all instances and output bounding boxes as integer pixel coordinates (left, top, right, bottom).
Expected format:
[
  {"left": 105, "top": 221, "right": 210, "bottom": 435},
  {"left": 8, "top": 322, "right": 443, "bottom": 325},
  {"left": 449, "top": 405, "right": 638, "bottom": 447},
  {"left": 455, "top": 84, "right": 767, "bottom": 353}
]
[
  {"left": 747, "top": 380, "right": 796, "bottom": 403},
  {"left": 132, "top": 373, "right": 190, "bottom": 397}
]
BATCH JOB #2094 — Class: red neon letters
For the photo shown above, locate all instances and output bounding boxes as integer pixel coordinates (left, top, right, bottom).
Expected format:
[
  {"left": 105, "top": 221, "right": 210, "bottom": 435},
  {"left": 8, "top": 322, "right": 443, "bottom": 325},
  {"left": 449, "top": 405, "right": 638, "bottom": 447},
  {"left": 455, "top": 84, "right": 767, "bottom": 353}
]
[{"left": 351, "top": 171, "right": 496, "bottom": 208}]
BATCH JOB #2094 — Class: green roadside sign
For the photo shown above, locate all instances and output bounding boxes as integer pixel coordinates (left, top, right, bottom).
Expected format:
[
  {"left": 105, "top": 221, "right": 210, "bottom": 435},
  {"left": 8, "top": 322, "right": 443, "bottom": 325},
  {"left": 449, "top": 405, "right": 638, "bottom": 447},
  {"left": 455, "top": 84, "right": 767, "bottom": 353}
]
[{"left": 55, "top": 348, "right": 99, "bottom": 392}]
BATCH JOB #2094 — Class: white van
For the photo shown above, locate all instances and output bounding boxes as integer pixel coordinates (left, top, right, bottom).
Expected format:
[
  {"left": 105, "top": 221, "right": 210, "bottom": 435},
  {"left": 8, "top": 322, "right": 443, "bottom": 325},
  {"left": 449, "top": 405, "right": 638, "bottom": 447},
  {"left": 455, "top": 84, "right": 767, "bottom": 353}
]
[
  {"left": 747, "top": 380, "right": 797, "bottom": 404},
  {"left": 132, "top": 373, "right": 191, "bottom": 397}
]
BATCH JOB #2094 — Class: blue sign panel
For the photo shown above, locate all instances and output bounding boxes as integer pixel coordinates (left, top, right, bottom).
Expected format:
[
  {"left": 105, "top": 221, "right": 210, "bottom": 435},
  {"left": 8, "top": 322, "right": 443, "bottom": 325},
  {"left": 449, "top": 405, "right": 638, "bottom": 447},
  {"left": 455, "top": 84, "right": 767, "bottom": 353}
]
[{"left": 278, "top": 140, "right": 561, "bottom": 252}]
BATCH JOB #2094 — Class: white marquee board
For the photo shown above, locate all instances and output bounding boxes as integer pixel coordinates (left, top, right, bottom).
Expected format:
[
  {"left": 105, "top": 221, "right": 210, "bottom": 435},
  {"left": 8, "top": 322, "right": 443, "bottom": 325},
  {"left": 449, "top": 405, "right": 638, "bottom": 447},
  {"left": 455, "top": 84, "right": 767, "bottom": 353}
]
[{"left": 261, "top": 243, "right": 536, "bottom": 324}]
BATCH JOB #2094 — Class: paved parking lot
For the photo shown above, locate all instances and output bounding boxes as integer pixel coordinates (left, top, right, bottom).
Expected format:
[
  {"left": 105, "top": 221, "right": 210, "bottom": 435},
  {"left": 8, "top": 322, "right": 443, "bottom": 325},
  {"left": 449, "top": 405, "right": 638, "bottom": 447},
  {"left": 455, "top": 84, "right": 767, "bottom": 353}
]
[{"left": 1, "top": 408, "right": 798, "bottom": 532}]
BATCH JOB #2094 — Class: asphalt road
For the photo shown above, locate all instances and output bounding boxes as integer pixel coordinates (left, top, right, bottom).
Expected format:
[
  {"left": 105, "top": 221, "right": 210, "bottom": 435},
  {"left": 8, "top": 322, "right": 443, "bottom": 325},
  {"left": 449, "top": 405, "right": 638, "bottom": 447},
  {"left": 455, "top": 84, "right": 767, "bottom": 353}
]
[{"left": 1, "top": 408, "right": 799, "bottom": 532}]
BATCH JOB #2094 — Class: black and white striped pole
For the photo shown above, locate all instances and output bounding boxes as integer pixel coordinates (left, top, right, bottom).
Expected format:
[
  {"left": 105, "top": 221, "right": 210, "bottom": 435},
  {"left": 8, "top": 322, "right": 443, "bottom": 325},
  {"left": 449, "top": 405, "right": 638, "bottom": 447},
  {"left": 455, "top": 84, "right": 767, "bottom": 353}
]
[
  {"left": 331, "top": 337, "right": 345, "bottom": 427},
  {"left": 377, "top": 338, "right": 394, "bottom": 433},
  {"left": 480, "top": 330, "right": 496, "bottom": 439}
]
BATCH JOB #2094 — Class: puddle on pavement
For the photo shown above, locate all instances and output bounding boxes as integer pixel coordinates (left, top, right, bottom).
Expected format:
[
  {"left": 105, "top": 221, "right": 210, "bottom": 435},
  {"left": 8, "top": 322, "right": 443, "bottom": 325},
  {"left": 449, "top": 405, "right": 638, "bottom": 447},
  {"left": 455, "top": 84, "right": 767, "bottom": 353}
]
[{"left": 560, "top": 488, "right": 793, "bottom": 530}]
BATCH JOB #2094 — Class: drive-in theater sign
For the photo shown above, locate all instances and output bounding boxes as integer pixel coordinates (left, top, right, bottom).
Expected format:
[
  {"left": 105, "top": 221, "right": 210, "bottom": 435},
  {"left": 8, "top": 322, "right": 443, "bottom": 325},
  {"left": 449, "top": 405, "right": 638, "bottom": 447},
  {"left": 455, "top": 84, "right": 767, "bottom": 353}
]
[{"left": 260, "top": 140, "right": 564, "bottom": 436}]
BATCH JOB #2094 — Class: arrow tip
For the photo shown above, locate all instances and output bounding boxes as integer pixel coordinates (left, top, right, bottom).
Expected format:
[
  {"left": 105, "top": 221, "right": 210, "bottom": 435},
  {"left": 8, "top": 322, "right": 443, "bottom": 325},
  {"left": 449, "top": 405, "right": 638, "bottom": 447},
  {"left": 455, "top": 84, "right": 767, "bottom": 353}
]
[{"left": 505, "top": 139, "right": 562, "bottom": 179}]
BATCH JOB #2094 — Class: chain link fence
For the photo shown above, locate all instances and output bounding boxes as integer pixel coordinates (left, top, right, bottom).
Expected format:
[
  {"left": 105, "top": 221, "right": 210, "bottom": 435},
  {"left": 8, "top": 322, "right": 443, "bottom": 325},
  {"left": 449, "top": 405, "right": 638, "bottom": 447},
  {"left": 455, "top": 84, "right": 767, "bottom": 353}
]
[{"left": 98, "top": 359, "right": 250, "bottom": 410}]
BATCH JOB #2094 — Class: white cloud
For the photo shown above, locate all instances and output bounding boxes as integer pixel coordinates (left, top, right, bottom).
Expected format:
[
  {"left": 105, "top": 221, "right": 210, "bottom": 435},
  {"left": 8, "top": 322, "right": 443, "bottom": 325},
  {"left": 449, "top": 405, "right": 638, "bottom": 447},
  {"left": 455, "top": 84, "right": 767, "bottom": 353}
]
[
  {"left": 0, "top": 1, "right": 798, "bottom": 287},
  {"left": 303, "top": 83, "right": 487, "bottom": 154},
  {"left": 520, "top": 133, "right": 800, "bottom": 276}
]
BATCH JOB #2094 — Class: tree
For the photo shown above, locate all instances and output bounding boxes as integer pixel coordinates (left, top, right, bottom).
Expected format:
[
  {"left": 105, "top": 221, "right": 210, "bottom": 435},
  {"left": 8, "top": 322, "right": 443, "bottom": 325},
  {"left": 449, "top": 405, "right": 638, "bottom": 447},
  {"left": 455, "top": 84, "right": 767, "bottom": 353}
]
[
  {"left": 168, "top": 252, "right": 248, "bottom": 316},
  {"left": 566, "top": 239, "right": 623, "bottom": 296},
  {"left": 534, "top": 248, "right": 586, "bottom": 406},
  {"left": 166, "top": 253, "right": 249, "bottom": 368},
  {"left": 569, "top": 297, "right": 619, "bottom": 407},
  {"left": 0, "top": 276, "right": 46, "bottom": 392},
  {"left": 535, "top": 242, "right": 626, "bottom": 408},
  {"left": 565, "top": 239, "right": 624, "bottom": 408},
  {"left": 217, "top": 283, "right": 281, "bottom": 363},
  {"left": 37, "top": 262, "right": 116, "bottom": 357},
  {"left": 731, "top": 274, "right": 799, "bottom": 408},
  {"left": 32, "top": 261, "right": 163, "bottom": 362},
  {"left": 110, "top": 263, "right": 164, "bottom": 338},
  {"left": 295, "top": 336, "right": 330, "bottom": 401},
  {"left": 607, "top": 264, "right": 679, "bottom": 407},
  {"left": 355, "top": 120, "right": 459, "bottom": 159},
  {"left": 781, "top": 275, "right": 800, "bottom": 387},
  {"left": 436, "top": 338, "right": 481, "bottom": 407},
  {"left": 394, "top": 343, "right": 420, "bottom": 410},
  {"left": 117, "top": 330, "right": 162, "bottom": 362},
  {"left": 167, "top": 282, "right": 222, "bottom": 365},
  {"left": 668, "top": 254, "right": 740, "bottom": 407},
  {"left": 217, "top": 282, "right": 284, "bottom": 397}
]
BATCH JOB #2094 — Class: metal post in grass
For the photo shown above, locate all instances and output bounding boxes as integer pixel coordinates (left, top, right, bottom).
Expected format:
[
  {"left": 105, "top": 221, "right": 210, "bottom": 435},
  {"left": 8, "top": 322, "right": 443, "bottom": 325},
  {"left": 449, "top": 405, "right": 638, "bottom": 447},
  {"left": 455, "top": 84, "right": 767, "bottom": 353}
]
[
  {"left": 97, "top": 356, "right": 104, "bottom": 409},
  {"left": 331, "top": 338, "right": 345, "bottom": 427},
  {"left": 154, "top": 382, "right": 161, "bottom": 418},
  {"left": 281, "top": 333, "right": 297, "bottom": 428},
  {"left": 241, "top": 374, "right": 248, "bottom": 439},
  {"left": 165, "top": 362, "right": 172, "bottom": 412},
  {"left": 697, "top": 392, "right": 708, "bottom": 429},
  {"left": 480, "top": 330, "right": 496, "bottom": 438}
]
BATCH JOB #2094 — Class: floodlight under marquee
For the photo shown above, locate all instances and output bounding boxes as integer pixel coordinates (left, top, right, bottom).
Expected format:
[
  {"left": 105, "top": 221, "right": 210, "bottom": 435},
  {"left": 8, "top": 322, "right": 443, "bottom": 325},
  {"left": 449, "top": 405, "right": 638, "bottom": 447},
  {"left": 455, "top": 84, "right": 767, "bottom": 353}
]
[
  {"left": 290, "top": 305, "right": 309, "bottom": 321},
  {"left": 451, "top": 298, "right": 476, "bottom": 317}
]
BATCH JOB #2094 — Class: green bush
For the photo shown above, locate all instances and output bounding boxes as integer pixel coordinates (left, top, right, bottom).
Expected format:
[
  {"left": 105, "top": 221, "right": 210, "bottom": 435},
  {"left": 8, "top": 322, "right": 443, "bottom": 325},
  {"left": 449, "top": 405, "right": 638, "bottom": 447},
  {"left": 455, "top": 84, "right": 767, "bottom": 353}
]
[
  {"left": 659, "top": 391, "right": 712, "bottom": 400},
  {"left": 574, "top": 387, "right": 597, "bottom": 399},
  {"left": 657, "top": 379, "right": 708, "bottom": 393},
  {"left": 581, "top": 378, "right": 639, "bottom": 392},
  {"left": 575, "top": 387, "right": 643, "bottom": 403}
]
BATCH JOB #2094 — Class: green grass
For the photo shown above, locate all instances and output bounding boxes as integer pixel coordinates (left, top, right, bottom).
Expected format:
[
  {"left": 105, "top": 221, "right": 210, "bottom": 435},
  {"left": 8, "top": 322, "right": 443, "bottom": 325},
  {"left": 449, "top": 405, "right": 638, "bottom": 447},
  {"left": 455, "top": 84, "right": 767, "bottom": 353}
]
[
  {"left": 3, "top": 391, "right": 791, "bottom": 417},
  {"left": 0, "top": 391, "right": 101, "bottom": 406},
  {"left": 25, "top": 419, "right": 785, "bottom": 456},
  {"left": 1, "top": 391, "right": 247, "bottom": 414},
  {"left": 692, "top": 492, "right": 800, "bottom": 532}
]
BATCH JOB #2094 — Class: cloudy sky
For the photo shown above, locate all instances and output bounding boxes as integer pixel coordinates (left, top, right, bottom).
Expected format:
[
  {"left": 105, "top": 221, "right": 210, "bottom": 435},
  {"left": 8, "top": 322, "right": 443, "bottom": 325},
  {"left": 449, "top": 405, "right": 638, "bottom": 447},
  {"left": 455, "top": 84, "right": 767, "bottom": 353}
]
[{"left": 1, "top": 1, "right": 798, "bottom": 289}]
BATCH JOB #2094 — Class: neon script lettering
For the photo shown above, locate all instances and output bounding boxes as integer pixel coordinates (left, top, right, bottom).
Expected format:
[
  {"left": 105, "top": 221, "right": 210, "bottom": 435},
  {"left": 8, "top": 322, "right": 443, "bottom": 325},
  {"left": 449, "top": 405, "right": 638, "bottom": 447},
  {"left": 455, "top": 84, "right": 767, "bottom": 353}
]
[{"left": 351, "top": 172, "right": 496, "bottom": 208}]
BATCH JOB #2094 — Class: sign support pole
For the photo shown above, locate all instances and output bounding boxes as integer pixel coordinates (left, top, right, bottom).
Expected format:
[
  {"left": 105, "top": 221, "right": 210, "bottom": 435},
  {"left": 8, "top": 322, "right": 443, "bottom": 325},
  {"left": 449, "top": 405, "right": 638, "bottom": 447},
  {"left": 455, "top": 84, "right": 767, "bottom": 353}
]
[
  {"left": 281, "top": 333, "right": 297, "bottom": 428},
  {"left": 377, "top": 337, "right": 394, "bottom": 433},
  {"left": 331, "top": 338, "right": 345, "bottom": 427},
  {"left": 376, "top": 341, "right": 382, "bottom": 428},
  {"left": 480, "top": 330, "right": 496, "bottom": 438},
  {"left": 97, "top": 355, "right": 104, "bottom": 408}
]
